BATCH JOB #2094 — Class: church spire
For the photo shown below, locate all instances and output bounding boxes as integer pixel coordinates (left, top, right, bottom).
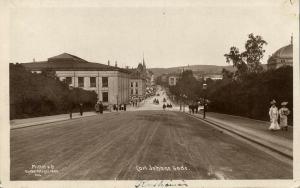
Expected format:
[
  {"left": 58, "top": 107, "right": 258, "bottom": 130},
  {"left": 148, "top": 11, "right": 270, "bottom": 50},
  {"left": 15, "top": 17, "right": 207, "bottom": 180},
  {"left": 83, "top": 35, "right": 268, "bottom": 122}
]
[{"left": 142, "top": 52, "right": 146, "bottom": 69}]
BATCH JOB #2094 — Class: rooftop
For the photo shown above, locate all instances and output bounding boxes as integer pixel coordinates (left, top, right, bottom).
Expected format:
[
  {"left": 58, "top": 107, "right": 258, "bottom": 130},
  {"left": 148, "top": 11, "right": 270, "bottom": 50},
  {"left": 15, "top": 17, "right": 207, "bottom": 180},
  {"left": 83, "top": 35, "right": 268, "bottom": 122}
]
[
  {"left": 271, "top": 44, "right": 293, "bottom": 59},
  {"left": 21, "top": 53, "right": 131, "bottom": 73}
]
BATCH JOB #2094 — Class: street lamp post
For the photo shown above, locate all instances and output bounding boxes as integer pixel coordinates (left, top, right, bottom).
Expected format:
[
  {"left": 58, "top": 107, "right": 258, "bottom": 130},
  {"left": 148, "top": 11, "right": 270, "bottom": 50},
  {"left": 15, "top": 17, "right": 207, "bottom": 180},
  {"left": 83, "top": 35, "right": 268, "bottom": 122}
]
[
  {"left": 203, "top": 83, "right": 207, "bottom": 119},
  {"left": 69, "top": 87, "right": 74, "bottom": 119},
  {"left": 183, "top": 94, "right": 187, "bottom": 112},
  {"left": 179, "top": 94, "right": 182, "bottom": 111}
]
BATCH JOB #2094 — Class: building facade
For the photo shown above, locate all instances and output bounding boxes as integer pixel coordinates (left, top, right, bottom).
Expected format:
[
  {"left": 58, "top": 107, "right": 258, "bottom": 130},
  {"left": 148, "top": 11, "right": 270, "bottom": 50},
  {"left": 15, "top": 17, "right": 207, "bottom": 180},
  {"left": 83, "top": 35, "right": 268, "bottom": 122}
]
[
  {"left": 168, "top": 76, "right": 178, "bottom": 86},
  {"left": 129, "top": 78, "right": 146, "bottom": 100},
  {"left": 203, "top": 74, "right": 223, "bottom": 81},
  {"left": 22, "top": 53, "right": 130, "bottom": 106}
]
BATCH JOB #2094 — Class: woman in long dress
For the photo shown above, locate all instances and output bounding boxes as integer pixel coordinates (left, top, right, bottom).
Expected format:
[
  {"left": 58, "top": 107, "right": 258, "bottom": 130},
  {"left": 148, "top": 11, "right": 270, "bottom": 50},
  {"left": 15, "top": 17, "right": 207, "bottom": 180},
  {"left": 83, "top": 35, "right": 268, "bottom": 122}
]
[
  {"left": 279, "top": 102, "right": 290, "bottom": 131},
  {"left": 269, "top": 100, "right": 280, "bottom": 131}
]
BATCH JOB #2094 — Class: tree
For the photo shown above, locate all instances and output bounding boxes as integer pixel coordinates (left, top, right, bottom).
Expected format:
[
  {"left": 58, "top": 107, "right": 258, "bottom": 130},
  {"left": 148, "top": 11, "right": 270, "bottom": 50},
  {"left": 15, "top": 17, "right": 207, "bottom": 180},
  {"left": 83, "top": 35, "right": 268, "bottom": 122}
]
[
  {"left": 10, "top": 63, "right": 97, "bottom": 119},
  {"left": 224, "top": 46, "right": 247, "bottom": 78},
  {"left": 224, "top": 33, "right": 267, "bottom": 78},
  {"left": 242, "top": 34, "right": 267, "bottom": 73},
  {"left": 176, "top": 70, "right": 199, "bottom": 101}
]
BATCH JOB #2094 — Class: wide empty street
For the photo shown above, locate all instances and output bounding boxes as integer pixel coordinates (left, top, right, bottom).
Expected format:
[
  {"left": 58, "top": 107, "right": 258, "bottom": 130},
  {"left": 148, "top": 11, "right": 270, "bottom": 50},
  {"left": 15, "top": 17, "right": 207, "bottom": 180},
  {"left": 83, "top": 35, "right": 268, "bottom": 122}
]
[{"left": 11, "top": 110, "right": 291, "bottom": 180}]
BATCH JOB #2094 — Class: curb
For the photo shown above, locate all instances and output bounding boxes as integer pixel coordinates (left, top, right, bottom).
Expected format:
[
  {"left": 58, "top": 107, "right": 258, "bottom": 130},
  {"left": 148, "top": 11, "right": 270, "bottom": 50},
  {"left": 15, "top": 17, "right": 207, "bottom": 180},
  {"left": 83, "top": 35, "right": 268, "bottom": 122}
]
[
  {"left": 206, "top": 112, "right": 293, "bottom": 128},
  {"left": 11, "top": 114, "right": 98, "bottom": 130},
  {"left": 184, "top": 112, "right": 293, "bottom": 160}
]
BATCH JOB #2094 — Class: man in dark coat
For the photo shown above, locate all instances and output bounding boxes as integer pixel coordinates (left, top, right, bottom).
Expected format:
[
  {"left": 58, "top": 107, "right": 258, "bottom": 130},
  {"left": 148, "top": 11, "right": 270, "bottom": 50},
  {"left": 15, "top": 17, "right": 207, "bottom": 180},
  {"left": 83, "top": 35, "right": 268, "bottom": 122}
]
[
  {"left": 99, "top": 101, "right": 104, "bottom": 114},
  {"left": 79, "top": 103, "right": 84, "bottom": 116},
  {"left": 95, "top": 102, "right": 100, "bottom": 114},
  {"left": 69, "top": 103, "right": 74, "bottom": 119}
]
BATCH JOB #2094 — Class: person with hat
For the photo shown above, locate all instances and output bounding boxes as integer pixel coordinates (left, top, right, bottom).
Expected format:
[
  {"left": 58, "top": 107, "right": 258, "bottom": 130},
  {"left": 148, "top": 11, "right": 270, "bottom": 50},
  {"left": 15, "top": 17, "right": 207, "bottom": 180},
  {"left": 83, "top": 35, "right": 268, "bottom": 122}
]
[
  {"left": 269, "top": 99, "right": 280, "bottom": 131},
  {"left": 279, "top": 101, "right": 290, "bottom": 131}
]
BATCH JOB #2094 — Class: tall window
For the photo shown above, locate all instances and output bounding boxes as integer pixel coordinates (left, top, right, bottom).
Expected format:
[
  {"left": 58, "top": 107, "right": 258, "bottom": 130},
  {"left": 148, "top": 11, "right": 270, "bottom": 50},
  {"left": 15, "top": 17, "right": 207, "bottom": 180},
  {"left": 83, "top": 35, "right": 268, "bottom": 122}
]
[
  {"left": 90, "top": 77, "right": 96, "bottom": 87},
  {"left": 66, "top": 77, "right": 72, "bottom": 85},
  {"left": 135, "top": 89, "right": 138, "bottom": 95},
  {"left": 131, "top": 82, "right": 134, "bottom": 87},
  {"left": 131, "top": 89, "right": 134, "bottom": 95},
  {"left": 102, "top": 77, "right": 108, "bottom": 87},
  {"left": 78, "top": 77, "right": 84, "bottom": 87},
  {"left": 136, "top": 82, "right": 138, "bottom": 87},
  {"left": 102, "top": 92, "right": 108, "bottom": 102}
]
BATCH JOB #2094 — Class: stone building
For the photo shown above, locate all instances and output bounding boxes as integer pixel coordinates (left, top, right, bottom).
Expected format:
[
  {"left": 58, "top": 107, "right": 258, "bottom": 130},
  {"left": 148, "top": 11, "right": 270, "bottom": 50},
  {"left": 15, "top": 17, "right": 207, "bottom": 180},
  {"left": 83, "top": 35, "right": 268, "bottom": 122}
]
[
  {"left": 168, "top": 76, "right": 178, "bottom": 86},
  {"left": 22, "top": 53, "right": 130, "bottom": 106},
  {"left": 267, "top": 38, "right": 293, "bottom": 69},
  {"left": 129, "top": 64, "right": 147, "bottom": 100},
  {"left": 129, "top": 77, "right": 146, "bottom": 100}
]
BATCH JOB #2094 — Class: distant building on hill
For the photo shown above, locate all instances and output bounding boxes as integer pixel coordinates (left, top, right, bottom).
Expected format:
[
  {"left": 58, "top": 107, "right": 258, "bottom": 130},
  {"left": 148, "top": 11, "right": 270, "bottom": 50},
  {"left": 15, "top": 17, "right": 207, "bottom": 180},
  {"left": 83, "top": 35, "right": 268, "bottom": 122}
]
[
  {"left": 267, "top": 37, "right": 293, "bottom": 70},
  {"left": 21, "top": 53, "right": 130, "bottom": 106},
  {"left": 203, "top": 74, "right": 223, "bottom": 81},
  {"left": 168, "top": 75, "right": 179, "bottom": 86}
]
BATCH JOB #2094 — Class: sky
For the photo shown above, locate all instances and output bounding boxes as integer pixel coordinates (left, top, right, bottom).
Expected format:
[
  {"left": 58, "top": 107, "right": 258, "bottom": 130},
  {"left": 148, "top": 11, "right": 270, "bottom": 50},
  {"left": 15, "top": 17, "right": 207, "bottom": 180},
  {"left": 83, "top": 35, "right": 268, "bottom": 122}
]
[{"left": 9, "top": 0, "right": 298, "bottom": 68}]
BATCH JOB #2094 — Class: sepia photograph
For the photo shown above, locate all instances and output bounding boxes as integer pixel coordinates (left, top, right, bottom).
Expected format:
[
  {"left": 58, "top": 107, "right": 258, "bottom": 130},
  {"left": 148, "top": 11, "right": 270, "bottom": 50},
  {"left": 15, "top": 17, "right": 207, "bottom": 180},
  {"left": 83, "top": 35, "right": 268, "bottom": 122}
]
[{"left": 0, "top": 0, "right": 299, "bottom": 187}]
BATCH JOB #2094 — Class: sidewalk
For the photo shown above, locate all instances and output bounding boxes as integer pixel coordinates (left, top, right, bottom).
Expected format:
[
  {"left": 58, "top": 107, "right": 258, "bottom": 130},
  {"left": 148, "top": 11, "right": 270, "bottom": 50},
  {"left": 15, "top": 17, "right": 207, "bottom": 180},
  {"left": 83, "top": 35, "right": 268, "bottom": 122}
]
[
  {"left": 188, "top": 111, "right": 293, "bottom": 159},
  {"left": 10, "top": 111, "right": 99, "bottom": 129}
]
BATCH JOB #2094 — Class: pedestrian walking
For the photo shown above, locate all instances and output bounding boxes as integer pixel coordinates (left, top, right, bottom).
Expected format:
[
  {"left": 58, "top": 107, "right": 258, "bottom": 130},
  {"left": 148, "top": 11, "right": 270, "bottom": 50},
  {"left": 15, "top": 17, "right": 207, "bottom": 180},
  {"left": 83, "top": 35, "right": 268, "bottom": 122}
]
[
  {"left": 95, "top": 102, "right": 100, "bottom": 114},
  {"left": 69, "top": 103, "right": 74, "bottom": 119},
  {"left": 195, "top": 103, "right": 199, "bottom": 114},
  {"left": 124, "top": 104, "right": 127, "bottom": 111},
  {"left": 189, "top": 104, "right": 192, "bottom": 114},
  {"left": 269, "top": 100, "right": 280, "bottom": 131},
  {"left": 79, "top": 103, "right": 83, "bottom": 116},
  {"left": 191, "top": 104, "right": 195, "bottom": 114},
  {"left": 163, "top": 103, "right": 166, "bottom": 110},
  {"left": 99, "top": 101, "right": 104, "bottom": 114},
  {"left": 279, "top": 102, "right": 290, "bottom": 131}
]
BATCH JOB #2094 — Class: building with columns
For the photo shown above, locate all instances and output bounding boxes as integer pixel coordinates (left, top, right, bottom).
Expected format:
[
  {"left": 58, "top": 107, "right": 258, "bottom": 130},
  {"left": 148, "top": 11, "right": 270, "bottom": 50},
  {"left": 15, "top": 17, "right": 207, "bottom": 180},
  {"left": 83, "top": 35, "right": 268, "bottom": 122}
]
[{"left": 22, "top": 53, "right": 130, "bottom": 106}]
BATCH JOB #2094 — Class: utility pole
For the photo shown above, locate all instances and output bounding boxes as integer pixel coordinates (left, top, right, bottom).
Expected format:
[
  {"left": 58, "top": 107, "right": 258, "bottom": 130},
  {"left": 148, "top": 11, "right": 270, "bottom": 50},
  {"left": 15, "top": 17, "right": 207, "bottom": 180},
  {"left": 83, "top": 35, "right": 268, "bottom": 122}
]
[{"left": 203, "top": 83, "right": 207, "bottom": 119}]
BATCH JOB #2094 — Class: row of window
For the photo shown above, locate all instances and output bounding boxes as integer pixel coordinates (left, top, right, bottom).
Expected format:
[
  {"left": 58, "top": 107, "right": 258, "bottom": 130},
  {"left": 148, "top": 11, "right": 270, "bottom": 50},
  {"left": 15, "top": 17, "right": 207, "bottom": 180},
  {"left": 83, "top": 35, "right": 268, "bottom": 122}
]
[
  {"left": 130, "top": 82, "right": 138, "bottom": 87},
  {"left": 65, "top": 77, "right": 108, "bottom": 88},
  {"left": 131, "top": 89, "right": 139, "bottom": 95}
]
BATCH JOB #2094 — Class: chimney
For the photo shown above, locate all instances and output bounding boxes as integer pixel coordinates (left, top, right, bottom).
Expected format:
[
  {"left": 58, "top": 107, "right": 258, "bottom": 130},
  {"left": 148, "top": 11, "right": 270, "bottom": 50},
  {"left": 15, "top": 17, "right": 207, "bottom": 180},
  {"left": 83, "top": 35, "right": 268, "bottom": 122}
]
[
  {"left": 108, "top": 60, "right": 110, "bottom": 66},
  {"left": 115, "top": 61, "right": 118, "bottom": 67}
]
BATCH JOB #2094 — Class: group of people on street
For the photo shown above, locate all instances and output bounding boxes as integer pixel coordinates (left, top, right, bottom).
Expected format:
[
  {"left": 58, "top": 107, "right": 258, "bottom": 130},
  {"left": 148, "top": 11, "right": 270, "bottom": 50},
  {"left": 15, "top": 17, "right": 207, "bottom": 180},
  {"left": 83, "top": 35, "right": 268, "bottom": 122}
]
[
  {"left": 162, "top": 103, "right": 173, "bottom": 110},
  {"left": 188, "top": 103, "right": 199, "bottom": 114},
  {"left": 95, "top": 101, "right": 104, "bottom": 114},
  {"left": 130, "top": 100, "right": 139, "bottom": 107},
  {"left": 69, "top": 102, "right": 85, "bottom": 119},
  {"left": 113, "top": 104, "right": 127, "bottom": 111},
  {"left": 95, "top": 102, "right": 129, "bottom": 113},
  {"left": 269, "top": 99, "right": 290, "bottom": 131},
  {"left": 153, "top": 98, "right": 159, "bottom": 105}
]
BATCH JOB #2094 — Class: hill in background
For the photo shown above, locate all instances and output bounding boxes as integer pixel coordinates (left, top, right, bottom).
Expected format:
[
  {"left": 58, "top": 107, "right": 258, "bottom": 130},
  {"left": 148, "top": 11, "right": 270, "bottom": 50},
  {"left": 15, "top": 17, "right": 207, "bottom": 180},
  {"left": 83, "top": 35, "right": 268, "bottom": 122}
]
[{"left": 149, "top": 64, "right": 267, "bottom": 78}]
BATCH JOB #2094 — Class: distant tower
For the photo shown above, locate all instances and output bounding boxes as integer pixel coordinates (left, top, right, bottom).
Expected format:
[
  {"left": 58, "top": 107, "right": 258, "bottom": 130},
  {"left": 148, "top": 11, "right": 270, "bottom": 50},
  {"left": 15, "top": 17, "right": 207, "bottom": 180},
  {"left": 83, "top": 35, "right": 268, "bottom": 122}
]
[
  {"left": 291, "top": 34, "right": 293, "bottom": 45},
  {"left": 115, "top": 61, "right": 118, "bottom": 67},
  {"left": 108, "top": 60, "right": 110, "bottom": 66},
  {"left": 33, "top": 58, "right": 35, "bottom": 62},
  {"left": 142, "top": 53, "right": 146, "bottom": 70}
]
